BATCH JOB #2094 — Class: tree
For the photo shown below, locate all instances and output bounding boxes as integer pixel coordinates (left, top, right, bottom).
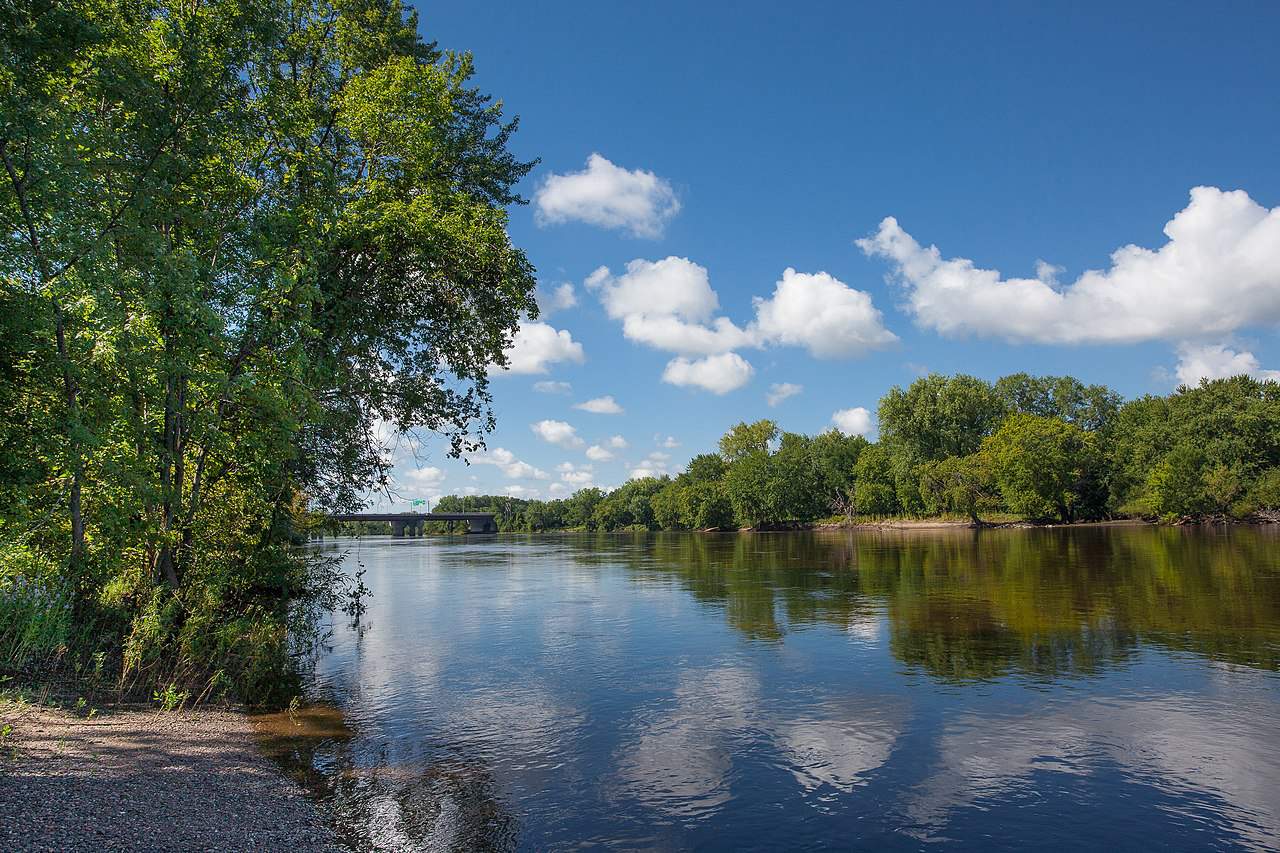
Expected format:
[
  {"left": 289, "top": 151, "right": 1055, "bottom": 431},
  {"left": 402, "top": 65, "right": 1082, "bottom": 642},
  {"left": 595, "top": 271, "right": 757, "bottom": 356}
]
[
  {"left": 650, "top": 482, "right": 685, "bottom": 530},
  {"left": 983, "top": 414, "right": 1099, "bottom": 522},
  {"left": 878, "top": 374, "right": 1005, "bottom": 462},
  {"left": 723, "top": 451, "right": 774, "bottom": 528},
  {"left": 919, "top": 454, "right": 993, "bottom": 524},
  {"left": 1, "top": 0, "right": 537, "bottom": 697},
  {"left": 995, "top": 373, "right": 1121, "bottom": 434},
  {"left": 684, "top": 452, "right": 727, "bottom": 483},
  {"left": 718, "top": 420, "right": 778, "bottom": 462},
  {"left": 810, "top": 429, "right": 867, "bottom": 517},
  {"left": 563, "top": 488, "right": 605, "bottom": 529},
  {"left": 679, "top": 480, "right": 733, "bottom": 530},
  {"left": 853, "top": 444, "right": 898, "bottom": 516},
  {"left": 770, "top": 432, "right": 824, "bottom": 521}
]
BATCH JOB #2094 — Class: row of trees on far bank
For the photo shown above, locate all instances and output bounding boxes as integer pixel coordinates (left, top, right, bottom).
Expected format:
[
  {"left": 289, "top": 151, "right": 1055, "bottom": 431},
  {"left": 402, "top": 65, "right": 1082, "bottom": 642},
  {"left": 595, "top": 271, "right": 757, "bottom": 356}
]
[{"left": 429, "top": 373, "right": 1280, "bottom": 532}]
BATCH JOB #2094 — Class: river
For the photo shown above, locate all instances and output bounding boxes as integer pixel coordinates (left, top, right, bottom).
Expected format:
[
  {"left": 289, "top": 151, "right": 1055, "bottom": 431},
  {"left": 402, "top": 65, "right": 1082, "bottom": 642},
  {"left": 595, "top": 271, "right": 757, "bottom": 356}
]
[{"left": 254, "top": 526, "right": 1280, "bottom": 851}]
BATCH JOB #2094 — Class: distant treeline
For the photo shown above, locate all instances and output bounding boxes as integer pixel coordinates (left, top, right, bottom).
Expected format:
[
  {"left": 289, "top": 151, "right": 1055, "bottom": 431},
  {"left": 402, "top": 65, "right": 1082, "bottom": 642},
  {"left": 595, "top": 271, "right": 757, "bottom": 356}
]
[{"left": 431, "top": 373, "right": 1280, "bottom": 532}]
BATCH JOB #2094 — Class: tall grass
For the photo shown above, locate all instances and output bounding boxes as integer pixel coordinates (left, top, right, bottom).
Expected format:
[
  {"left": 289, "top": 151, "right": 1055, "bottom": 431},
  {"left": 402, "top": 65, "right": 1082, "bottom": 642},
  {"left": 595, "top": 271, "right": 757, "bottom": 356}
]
[{"left": 0, "top": 544, "right": 72, "bottom": 669}]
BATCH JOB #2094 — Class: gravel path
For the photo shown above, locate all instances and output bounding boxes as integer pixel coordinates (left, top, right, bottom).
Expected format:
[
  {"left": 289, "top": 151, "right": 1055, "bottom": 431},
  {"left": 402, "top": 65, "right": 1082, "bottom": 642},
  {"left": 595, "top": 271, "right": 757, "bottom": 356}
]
[{"left": 0, "top": 698, "right": 343, "bottom": 852}]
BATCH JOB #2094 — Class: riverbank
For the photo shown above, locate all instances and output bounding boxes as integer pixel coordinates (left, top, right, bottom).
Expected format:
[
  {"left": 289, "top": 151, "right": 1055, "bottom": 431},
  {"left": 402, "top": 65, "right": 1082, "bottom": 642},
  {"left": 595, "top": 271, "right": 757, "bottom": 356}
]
[
  {"left": 0, "top": 690, "right": 340, "bottom": 852},
  {"left": 811, "top": 517, "right": 1156, "bottom": 532}
]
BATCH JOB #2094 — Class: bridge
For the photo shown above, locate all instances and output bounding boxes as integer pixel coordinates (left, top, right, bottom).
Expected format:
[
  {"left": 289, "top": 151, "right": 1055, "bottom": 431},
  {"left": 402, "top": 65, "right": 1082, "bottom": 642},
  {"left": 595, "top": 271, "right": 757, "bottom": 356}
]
[{"left": 328, "top": 512, "right": 498, "bottom": 536}]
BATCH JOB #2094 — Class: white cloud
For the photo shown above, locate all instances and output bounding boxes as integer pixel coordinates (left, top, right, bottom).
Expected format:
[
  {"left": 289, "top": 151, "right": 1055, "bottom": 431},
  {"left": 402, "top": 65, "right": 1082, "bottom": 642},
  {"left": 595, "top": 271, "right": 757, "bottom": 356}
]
[
  {"left": 591, "top": 258, "right": 716, "bottom": 324},
  {"left": 469, "top": 447, "right": 549, "bottom": 480},
  {"left": 573, "top": 395, "right": 624, "bottom": 415},
  {"left": 660, "top": 436, "right": 680, "bottom": 449},
  {"left": 548, "top": 482, "right": 569, "bottom": 496},
  {"left": 607, "top": 435, "right": 629, "bottom": 449},
  {"left": 766, "top": 382, "right": 803, "bottom": 407},
  {"left": 832, "top": 407, "right": 874, "bottom": 437},
  {"left": 627, "top": 451, "right": 675, "bottom": 481},
  {"left": 497, "top": 321, "right": 585, "bottom": 374},
  {"left": 536, "top": 281, "right": 577, "bottom": 315},
  {"left": 1173, "top": 342, "right": 1280, "bottom": 386},
  {"left": 587, "top": 259, "right": 753, "bottom": 356},
  {"left": 533, "top": 380, "right": 572, "bottom": 394},
  {"left": 503, "top": 484, "right": 540, "bottom": 498},
  {"left": 402, "top": 466, "right": 446, "bottom": 487},
  {"left": 857, "top": 186, "right": 1280, "bottom": 344},
  {"left": 561, "top": 468, "right": 595, "bottom": 486},
  {"left": 534, "top": 153, "right": 680, "bottom": 238},
  {"left": 586, "top": 444, "right": 614, "bottom": 462},
  {"left": 752, "top": 269, "right": 898, "bottom": 357},
  {"left": 588, "top": 258, "right": 895, "bottom": 373},
  {"left": 531, "top": 419, "right": 584, "bottom": 449},
  {"left": 662, "top": 353, "right": 754, "bottom": 395}
]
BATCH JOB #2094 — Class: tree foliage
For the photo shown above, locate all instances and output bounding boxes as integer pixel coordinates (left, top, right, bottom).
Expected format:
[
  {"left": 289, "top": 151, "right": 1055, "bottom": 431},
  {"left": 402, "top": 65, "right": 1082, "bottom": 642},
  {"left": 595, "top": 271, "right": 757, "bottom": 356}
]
[{"left": 1, "top": 0, "right": 535, "bottom": 699}]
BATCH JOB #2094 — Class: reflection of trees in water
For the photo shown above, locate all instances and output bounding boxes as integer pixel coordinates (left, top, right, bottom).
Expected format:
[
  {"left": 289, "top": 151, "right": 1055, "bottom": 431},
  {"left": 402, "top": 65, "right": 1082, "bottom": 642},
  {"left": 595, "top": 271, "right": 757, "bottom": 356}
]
[
  {"left": 254, "top": 705, "right": 518, "bottom": 852},
  {"left": 618, "top": 526, "right": 1280, "bottom": 681}
]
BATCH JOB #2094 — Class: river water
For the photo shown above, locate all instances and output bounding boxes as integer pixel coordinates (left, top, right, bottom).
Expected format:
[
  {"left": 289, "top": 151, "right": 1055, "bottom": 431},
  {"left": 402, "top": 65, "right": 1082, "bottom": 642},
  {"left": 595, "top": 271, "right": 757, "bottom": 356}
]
[{"left": 255, "top": 526, "right": 1280, "bottom": 851}]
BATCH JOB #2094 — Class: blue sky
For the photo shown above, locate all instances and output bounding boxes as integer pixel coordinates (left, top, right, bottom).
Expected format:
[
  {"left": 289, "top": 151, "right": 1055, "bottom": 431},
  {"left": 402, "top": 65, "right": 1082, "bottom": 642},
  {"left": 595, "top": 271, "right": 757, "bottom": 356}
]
[{"left": 378, "top": 1, "right": 1280, "bottom": 507}]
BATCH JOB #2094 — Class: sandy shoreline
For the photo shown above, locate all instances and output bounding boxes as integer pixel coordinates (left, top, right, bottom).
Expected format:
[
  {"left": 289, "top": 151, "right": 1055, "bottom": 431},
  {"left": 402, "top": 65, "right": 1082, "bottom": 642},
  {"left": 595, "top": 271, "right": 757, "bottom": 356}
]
[{"left": 0, "top": 696, "right": 340, "bottom": 852}]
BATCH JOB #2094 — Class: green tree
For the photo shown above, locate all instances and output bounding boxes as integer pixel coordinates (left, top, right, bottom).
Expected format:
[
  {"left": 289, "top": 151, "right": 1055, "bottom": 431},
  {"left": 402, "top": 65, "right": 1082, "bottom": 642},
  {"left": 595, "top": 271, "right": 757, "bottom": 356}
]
[
  {"left": 650, "top": 482, "right": 686, "bottom": 530},
  {"left": 718, "top": 420, "right": 778, "bottom": 462},
  {"left": 995, "top": 373, "right": 1121, "bottom": 434},
  {"left": 983, "top": 414, "right": 1099, "bottom": 522},
  {"left": 878, "top": 374, "right": 1005, "bottom": 462},
  {"left": 1, "top": 0, "right": 536, "bottom": 697},
  {"left": 679, "top": 480, "right": 733, "bottom": 530},
  {"left": 853, "top": 444, "right": 898, "bottom": 516},
  {"left": 684, "top": 452, "right": 727, "bottom": 483},
  {"left": 723, "top": 451, "right": 774, "bottom": 528},
  {"left": 918, "top": 453, "right": 993, "bottom": 524},
  {"left": 810, "top": 429, "right": 867, "bottom": 517}
]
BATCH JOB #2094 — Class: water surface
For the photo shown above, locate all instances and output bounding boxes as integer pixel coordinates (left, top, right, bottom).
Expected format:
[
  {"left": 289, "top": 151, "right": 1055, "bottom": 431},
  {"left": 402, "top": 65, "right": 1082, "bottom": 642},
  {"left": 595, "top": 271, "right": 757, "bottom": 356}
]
[{"left": 257, "top": 526, "right": 1280, "bottom": 851}]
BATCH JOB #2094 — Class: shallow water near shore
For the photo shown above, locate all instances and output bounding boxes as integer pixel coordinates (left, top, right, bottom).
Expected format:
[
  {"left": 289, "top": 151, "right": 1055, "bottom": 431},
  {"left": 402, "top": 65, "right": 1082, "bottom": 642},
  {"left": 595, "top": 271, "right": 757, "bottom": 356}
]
[{"left": 257, "top": 527, "right": 1280, "bottom": 851}]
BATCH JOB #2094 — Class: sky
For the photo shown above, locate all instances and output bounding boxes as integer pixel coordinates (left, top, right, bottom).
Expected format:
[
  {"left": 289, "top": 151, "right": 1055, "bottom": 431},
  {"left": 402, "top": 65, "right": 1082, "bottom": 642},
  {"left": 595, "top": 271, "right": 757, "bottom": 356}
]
[{"left": 376, "top": 1, "right": 1280, "bottom": 508}]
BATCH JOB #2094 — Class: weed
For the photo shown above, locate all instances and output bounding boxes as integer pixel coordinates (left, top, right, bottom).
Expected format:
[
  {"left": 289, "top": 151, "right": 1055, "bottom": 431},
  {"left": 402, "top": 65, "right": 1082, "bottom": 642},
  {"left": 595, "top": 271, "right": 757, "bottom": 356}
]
[{"left": 152, "top": 683, "right": 188, "bottom": 712}]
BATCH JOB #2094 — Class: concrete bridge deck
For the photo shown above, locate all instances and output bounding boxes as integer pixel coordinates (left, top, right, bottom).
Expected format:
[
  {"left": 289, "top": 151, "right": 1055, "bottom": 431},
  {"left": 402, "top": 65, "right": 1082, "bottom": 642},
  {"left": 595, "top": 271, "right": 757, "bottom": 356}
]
[{"left": 329, "top": 512, "right": 498, "bottom": 535}]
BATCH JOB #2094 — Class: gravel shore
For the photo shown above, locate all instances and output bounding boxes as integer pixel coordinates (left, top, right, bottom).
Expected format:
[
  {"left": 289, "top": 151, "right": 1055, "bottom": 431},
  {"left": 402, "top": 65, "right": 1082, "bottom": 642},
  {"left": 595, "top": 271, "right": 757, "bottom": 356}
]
[{"left": 0, "top": 696, "right": 342, "bottom": 852}]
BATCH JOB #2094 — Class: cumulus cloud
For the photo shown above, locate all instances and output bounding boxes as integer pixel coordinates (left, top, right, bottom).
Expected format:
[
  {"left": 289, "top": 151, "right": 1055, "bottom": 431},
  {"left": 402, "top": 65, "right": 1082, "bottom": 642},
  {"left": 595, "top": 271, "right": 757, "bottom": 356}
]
[
  {"left": 857, "top": 186, "right": 1280, "bottom": 344},
  {"left": 659, "top": 436, "right": 680, "bottom": 449},
  {"left": 534, "top": 153, "right": 680, "bottom": 238},
  {"left": 531, "top": 419, "right": 584, "bottom": 449},
  {"left": 832, "top": 407, "right": 874, "bottom": 437},
  {"left": 1173, "top": 343, "right": 1280, "bottom": 386},
  {"left": 402, "top": 466, "right": 446, "bottom": 487},
  {"left": 586, "top": 258, "right": 893, "bottom": 394},
  {"left": 629, "top": 451, "right": 673, "bottom": 480},
  {"left": 469, "top": 447, "right": 549, "bottom": 480},
  {"left": 662, "top": 353, "right": 754, "bottom": 395},
  {"left": 753, "top": 269, "right": 898, "bottom": 357},
  {"left": 766, "top": 382, "right": 803, "bottom": 407},
  {"left": 533, "top": 380, "right": 572, "bottom": 394},
  {"left": 536, "top": 281, "right": 577, "bottom": 315},
  {"left": 607, "top": 435, "right": 629, "bottom": 449},
  {"left": 559, "top": 462, "right": 595, "bottom": 486},
  {"left": 585, "top": 444, "right": 614, "bottom": 462},
  {"left": 573, "top": 395, "right": 624, "bottom": 415},
  {"left": 497, "top": 321, "right": 585, "bottom": 374},
  {"left": 586, "top": 259, "right": 753, "bottom": 356}
]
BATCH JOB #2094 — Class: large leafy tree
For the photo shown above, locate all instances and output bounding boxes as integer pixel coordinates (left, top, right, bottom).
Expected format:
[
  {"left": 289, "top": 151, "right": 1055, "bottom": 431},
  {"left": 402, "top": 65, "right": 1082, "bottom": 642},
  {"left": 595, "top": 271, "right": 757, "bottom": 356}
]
[
  {"left": 1, "top": 0, "right": 536, "bottom": 693},
  {"left": 983, "top": 414, "right": 1100, "bottom": 522}
]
